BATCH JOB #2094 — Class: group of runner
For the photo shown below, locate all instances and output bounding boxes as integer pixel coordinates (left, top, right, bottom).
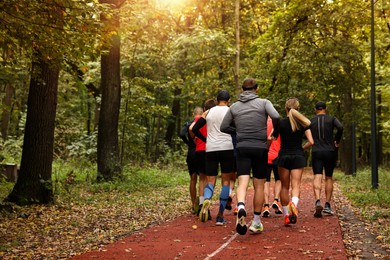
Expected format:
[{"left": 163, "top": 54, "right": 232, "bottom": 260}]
[{"left": 180, "top": 78, "right": 343, "bottom": 235}]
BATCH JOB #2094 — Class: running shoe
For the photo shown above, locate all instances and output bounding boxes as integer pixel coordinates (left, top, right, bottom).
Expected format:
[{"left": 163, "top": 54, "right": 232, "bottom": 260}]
[
  {"left": 249, "top": 221, "right": 263, "bottom": 234},
  {"left": 314, "top": 201, "right": 323, "bottom": 218},
  {"left": 271, "top": 200, "right": 283, "bottom": 214},
  {"left": 225, "top": 196, "right": 233, "bottom": 210},
  {"left": 323, "top": 202, "right": 334, "bottom": 215},
  {"left": 199, "top": 200, "right": 211, "bottom": 222},
  {"left": 236, "top": 208, "right": 247, "bottom": 235},
  {"left": 288, "top": 202, "right": 298, "bottom": 224},
  {"left": 215, "top": 216, "right": 227, "bottom": 226},
  {"left": 284, "top": 215, "right": 291, "bottom": 226},
  {"left": 197, "top": 204, "right": 202, "bottom": 216},
  {"left": 262, "top": 205, "right": 270, "bottom": 217},
  {"left": 233, "top": 207, "right": 238, "bottom": 215}
]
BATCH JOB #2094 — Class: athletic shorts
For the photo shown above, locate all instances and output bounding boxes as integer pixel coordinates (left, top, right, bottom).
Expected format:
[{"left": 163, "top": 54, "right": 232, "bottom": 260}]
[
  {"left": 205, "top": 150, "right": 235, "bottom": 176},
  {"left": 195, "top": 151, "right": 206, "bottom": 174},
  {"left": 266, "top": 163, "right": 280, "bottom": 182},
  {"left": 312, "top": 151, "right": 337, "bottom": 177},
  {"left": 275, "top": 154, "right": 307, "bottom": 170},
  {"left": 236, "top": 147, "right": 268, "bottom": 179},
  {"left": 186, "top": 152, "right": 198, "bottom": 175}
]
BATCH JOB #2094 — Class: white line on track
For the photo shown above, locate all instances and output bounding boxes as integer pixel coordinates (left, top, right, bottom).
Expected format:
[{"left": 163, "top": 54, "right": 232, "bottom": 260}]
[
  {"left": 203, "top": 232, "right": 239, "bottom": 260},
  {"left": 203, "top": 221, "right": 252, "bottom": 260}
]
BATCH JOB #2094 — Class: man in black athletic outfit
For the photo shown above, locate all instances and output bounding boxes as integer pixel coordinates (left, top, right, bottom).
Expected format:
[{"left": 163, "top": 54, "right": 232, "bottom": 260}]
[{"left": 310, "top": 101, "right": 343, "bottom": 217}]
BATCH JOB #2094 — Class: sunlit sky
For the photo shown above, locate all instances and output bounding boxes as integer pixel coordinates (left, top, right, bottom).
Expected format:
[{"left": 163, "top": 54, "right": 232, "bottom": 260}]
[{"left": 155, "top": 0, "right": 188, "bottom": 10}]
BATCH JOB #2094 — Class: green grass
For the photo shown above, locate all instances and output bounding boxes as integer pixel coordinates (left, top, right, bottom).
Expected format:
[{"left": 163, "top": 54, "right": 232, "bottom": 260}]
[{"left": 334, "top": 167, "right": 390, "bottom": 242}]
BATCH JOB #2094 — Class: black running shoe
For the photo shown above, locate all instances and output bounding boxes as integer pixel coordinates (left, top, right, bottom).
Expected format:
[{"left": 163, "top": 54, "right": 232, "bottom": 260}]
[
  {"left": 225, "top": 196, "right": 233, "bottom": 210},
  {"left": 323, "top": 202, "right": 334, "bottom": 215},
  {"left": 314, "top": 202, "right": 323, "bottom": 218},
  {"left": 236, "top": 208, "right": 247, "bottom": 235}
]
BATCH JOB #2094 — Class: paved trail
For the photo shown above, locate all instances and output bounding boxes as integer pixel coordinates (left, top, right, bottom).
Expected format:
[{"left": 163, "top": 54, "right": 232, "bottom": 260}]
[{"left": 73, "top": 170, "right": 347, "bottom": 259}]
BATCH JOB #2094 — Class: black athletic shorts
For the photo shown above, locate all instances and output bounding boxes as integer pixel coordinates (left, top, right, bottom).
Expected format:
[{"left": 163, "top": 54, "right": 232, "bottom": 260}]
[
  {"left": 186, "top": 152, "right": 198, "bottom": 175},
  {"left": 266, "top": 163, "right": 280, "bottom": 182},
  {"left": 236, "top": 147, "right": 268, "bottom": 179},
  {"left": 195, "top": 151, "right": 206, "bottom": 174},
  {"left": 275, "top": 154, "right": 307, "bottom": 170},
  {"left": 205, "top": 150, "right": 235, "bottom": 176},
  {"left": 312, "top": 151, "right": 337, "bottom": 177}
]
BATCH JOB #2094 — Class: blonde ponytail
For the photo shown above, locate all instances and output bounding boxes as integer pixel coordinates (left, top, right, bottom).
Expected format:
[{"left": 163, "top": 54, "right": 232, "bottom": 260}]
[{"left": 285, "top": 98, "right": 311, "bottom": 132}]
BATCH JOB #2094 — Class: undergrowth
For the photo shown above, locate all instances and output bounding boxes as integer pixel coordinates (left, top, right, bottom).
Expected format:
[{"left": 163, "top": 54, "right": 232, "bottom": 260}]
[{"left": 334, "top": 167, "right": 390, "bottom": 244}]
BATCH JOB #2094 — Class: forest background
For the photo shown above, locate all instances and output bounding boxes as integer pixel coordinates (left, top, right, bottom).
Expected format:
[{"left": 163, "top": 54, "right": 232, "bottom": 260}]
[{"left": 0, "top": 0, "right": 389, "bottom": 203}]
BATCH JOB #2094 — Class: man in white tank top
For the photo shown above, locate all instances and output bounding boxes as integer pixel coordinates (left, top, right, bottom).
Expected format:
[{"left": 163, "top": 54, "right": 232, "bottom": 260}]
[{"left": 192, "top": 90, "right": 234, "bottom": 226}]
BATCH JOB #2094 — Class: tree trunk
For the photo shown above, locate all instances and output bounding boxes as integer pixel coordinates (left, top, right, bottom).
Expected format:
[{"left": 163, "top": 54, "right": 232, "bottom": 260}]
[
  {"left": 1, "top": 83, "right": 13, "bottom": 141},
  {"left": 234, "top": 0, "right": 240, "bottom": 97},
  {"left": 340, "top": 91, "right": 353, "bottom": 175},
  {"left": 164, "top": 86, "right": 181, "bottom": 148},
  {"left": 6, "top": 58, "right": 59, "bottom": 205},
  {"left": 97, "top": 0, "right": 122, "bottom": 181},
  {"left": 377, "top": 90, "right": 383, "bottom": 165}
]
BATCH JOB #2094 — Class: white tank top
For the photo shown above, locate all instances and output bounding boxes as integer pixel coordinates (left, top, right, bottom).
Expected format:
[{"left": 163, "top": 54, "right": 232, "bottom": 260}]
[{"left": 206, "top": 105, "right": 233, "bottom": 152}]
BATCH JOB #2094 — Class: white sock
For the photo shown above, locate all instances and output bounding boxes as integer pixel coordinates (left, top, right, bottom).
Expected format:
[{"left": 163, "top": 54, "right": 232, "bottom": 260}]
[
  {"left": 292, "top": 196, "right": 299, "bottom": 207},
  {"left": 253, "top": 214, "right": 261, "bottom": 223},
  {"left": 283, "top": 206, "right": 289, "bottom": 216},
  {"left": 238, "top": 203, "right": 245, "bottom": 211},
  {"left": 199, "top": 196, "right": 204, "bottom": 205}
]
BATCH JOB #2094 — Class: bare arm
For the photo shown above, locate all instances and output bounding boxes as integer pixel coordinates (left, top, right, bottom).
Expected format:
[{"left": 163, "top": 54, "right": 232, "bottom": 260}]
[{"left": 303, "top": 129, "right": 314, "bottom": 150}]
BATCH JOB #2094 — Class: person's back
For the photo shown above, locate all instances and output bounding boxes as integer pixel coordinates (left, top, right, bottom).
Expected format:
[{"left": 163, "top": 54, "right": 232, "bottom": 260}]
[
  {"left": 225, "top": 91, "right": 279, "bottom": 149},
  {"left": 206, "top": 105, "right": 233, "bottom": 152},
  {"left": 310, "top": 114, "right": 343, "bottom": 152},
  {"left": 278, "top": 117, "right": 306, "bottom": 155}
]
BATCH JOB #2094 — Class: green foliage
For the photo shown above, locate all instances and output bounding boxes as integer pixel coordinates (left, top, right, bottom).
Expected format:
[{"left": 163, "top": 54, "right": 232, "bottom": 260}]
[
  {"left": 335, "top": 168, "right": 390, "bottom": 220},
  {"left": 0, "top": 0, "right": 389, "bottom": 172},
  {"left": 0, "top": 135, "right": 24, "bottom": 164},
  {"left": 52, "top": 162, "right": 189, "bottom": 202}
]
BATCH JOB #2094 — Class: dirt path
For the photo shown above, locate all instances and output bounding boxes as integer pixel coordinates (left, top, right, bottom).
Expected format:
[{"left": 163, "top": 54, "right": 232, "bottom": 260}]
[{"left": 72, "top": 170, "right": 351, "bottom": 259}]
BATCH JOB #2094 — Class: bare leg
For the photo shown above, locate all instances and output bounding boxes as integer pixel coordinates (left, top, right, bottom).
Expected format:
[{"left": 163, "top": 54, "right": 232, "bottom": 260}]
[
  {"left": 325, "top": 176, "right": 333, "bottom": 203},
  {"left": 274, "top": 179, "right": 281, "bottom": 200},
  {"left": 253, "top": 178, "right": 266, "bottom": 213},
  {"left": 278, "top": 167, "right": 290, "bottom": 207},
  {"left": 198, "top": 173, "right": 207, "bottom": 197},
  {"left": 290, "top": 168, "right": 303, "bottom": 200},
  {"left": 313, "top": 174, "right": 323, "bottom": 201},
  {"left": 263, "top": 181, "right": 270, "bottom": 205},
  {"left": 190, "top": 173, "right": 197, "bottom": 209},
  {"left": 236, "top": 175, "right": 250, "bottom": 204}
]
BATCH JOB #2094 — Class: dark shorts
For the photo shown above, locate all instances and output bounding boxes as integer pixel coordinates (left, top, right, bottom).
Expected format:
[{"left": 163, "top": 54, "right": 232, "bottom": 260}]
[
  {"left": 236, "top": 147, "right": 268, "bottom": 179},
  {"left": 276, "top": 154, "right": 307, "bottom": 170},
  {"left": 312, "top": 151, "right": 337, "bottom": 177},
  {"left": 195, "top": 151, "right": 206, "bottom": 174},
  {"left": 186, "top": 152, "right": 198, "bottom": 175},
  {"left": 266, "top": 163, "right": 280, "bottom": 182},
  {"left": 205, "top": 150, "right": 235, "bottom": 176}
]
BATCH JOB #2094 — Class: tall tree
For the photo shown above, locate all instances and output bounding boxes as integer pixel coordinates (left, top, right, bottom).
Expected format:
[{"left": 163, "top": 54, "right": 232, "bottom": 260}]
[
  {"left": 97, "top": 0, "right": 123, "bottom": 181},
  {"left": 1, "top": 0, "right": 104, "bottom": 204}
]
